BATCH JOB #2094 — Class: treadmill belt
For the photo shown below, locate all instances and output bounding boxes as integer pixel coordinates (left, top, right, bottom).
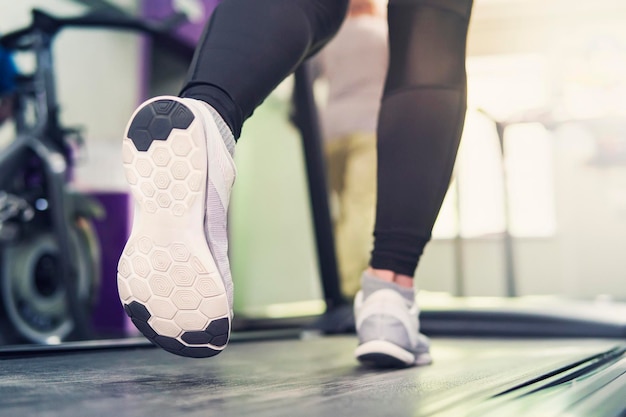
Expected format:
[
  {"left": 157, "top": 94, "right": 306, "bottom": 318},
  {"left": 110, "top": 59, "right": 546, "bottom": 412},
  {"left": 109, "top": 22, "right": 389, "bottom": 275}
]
[{"left": 1, "top": 336, "right": 624, "bottom": 416}]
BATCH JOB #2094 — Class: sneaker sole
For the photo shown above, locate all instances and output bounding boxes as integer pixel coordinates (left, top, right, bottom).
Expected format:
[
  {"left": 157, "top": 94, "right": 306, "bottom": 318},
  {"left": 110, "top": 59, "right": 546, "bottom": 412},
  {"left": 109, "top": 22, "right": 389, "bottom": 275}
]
[
  {"left": 355, "top": 340, "right": 432, "bottom": 368},
  {"left": 117, "top": 96, "right": 230, "bottom": 358}
]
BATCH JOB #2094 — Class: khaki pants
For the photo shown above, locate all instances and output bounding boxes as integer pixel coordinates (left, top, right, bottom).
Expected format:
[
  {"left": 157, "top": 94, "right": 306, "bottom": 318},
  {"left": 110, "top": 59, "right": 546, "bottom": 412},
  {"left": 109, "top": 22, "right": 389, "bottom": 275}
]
[{"left": 324, "top": 132, "right": 377, "bottom": 299}]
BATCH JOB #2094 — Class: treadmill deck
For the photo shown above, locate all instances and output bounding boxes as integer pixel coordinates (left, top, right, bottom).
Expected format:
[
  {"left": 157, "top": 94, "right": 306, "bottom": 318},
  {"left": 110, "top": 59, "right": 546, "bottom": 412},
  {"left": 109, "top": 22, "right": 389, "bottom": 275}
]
[{"left": 0, "top": 336, "right": 623, "bottom": 416}]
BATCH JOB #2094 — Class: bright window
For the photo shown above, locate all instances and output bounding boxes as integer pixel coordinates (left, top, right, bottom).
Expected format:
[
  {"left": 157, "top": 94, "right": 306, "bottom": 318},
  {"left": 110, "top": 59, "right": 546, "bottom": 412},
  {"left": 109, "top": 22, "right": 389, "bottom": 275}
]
[{"left": 432, "top": 54, "right": 557, "bottom": 238}]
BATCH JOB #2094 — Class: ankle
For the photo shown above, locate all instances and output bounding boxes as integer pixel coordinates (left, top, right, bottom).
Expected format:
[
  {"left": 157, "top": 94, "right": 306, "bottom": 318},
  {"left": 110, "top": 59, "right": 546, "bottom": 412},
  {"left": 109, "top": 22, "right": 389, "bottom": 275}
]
[
  {"left": 183, "top": 98, "right": 236, "bottom": 156},
  {"left": 367, "top": 267, "right": 414, "bottom": 289}
]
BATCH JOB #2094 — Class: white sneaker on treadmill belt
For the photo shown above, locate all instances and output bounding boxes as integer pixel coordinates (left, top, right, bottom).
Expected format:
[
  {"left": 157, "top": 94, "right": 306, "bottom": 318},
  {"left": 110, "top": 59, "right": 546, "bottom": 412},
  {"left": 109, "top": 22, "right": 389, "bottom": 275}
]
[
  {"left": 117, "top": 96, "right": 236, "bottom": 358},
  {"left": 354, "top": 273, "right": 432, "bottom": 368}
]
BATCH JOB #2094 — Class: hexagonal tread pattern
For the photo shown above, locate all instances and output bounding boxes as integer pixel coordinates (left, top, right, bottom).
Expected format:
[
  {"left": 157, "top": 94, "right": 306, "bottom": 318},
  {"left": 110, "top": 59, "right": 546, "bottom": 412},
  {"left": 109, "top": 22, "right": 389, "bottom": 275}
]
[
  {"left": 119, "top": 97, "right": 230, "bottom": 358},
  {"left": 122, "top": 99, "right": 204, "bottom": 218},
  {"left": 119, "top": 238, "right": 230, "bottom": 358},
  {"left": 127, "top": 99, "right": 194, "bottom": 152}
]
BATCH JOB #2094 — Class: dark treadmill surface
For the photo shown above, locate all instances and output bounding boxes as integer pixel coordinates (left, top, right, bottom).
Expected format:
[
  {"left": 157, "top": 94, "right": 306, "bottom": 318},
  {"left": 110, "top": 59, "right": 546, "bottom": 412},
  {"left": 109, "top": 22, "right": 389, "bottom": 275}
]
[{"left": 0, "top": 336, "right": 624, "bottom": 417}]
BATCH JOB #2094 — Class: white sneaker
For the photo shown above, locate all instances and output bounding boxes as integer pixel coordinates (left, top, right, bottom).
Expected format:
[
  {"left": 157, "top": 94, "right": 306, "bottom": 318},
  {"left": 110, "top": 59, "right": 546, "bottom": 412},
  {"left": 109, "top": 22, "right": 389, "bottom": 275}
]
[
  {"left": 354, "top": 274, "right": 432, "bottom": 368},
  {"left": 117, "top": 96, "right": 236, "bottom": 358}
]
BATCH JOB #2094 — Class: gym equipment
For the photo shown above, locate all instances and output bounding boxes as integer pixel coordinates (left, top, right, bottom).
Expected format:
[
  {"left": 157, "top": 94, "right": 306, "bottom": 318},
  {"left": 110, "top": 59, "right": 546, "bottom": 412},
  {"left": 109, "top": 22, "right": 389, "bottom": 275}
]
[{"left": 0, "top": 8, "right": 193, "bottom": 345}]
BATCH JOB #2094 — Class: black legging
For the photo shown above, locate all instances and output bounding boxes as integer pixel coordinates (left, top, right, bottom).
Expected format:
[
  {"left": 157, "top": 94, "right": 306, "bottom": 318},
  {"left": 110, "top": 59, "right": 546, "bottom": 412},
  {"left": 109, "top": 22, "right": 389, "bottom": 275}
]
[{"left": 180, "top": 0, "right": 473, "bottom": 277}]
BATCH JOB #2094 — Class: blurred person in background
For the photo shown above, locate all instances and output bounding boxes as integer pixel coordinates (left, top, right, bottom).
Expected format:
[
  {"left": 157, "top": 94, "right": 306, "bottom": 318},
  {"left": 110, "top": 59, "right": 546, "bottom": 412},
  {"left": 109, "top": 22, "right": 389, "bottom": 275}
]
[{"left": 317, "top": 0, "right": 388, "bottom": 300}]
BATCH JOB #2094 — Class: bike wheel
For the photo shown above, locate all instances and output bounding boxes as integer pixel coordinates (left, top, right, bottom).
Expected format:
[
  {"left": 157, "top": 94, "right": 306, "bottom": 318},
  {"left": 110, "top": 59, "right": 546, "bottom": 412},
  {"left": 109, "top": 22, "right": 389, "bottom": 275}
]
[{"left": 0, "top": 217, "right": 101, "bottom": 344}]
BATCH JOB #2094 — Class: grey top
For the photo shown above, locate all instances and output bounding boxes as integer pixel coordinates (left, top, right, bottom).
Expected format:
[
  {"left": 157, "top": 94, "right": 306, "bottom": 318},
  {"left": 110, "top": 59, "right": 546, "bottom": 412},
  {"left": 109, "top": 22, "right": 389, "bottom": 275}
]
[{"left": 317, "top": 14, "right": 388, "bottom": 141}]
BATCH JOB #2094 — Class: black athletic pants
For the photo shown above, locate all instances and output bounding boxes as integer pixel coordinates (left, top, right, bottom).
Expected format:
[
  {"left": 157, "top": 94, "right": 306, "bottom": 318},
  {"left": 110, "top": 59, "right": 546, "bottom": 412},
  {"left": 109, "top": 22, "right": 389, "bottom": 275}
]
[{"left": 180, "top": 0, "right": 474, "bottom": 277}]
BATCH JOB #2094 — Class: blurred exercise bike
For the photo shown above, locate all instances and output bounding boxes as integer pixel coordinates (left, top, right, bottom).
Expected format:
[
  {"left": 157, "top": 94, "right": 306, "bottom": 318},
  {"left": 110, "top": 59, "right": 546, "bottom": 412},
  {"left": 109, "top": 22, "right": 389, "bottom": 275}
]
[{"left": 0, "top": 7, "right": 192, "bottom": 345}]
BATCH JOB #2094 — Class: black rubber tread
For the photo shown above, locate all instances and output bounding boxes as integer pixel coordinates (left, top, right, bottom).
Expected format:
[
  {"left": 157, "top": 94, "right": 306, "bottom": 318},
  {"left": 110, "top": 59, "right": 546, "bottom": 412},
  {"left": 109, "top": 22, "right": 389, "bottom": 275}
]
[
  {"left": 357, "top": 353, "right": 411, "bottom": 369},
  {"left": 123, "top": 301, "right": 226, "bottom": 358},
  {"left": 127, "top": 100, "right": 194, "bottom": 152}
]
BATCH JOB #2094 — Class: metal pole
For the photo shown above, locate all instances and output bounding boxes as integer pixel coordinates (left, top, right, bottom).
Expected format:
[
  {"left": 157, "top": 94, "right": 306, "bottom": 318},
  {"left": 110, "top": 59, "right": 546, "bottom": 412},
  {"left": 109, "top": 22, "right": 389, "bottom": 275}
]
[{"left": 292, "top": 63, "right": 346, "bottom": 310}]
